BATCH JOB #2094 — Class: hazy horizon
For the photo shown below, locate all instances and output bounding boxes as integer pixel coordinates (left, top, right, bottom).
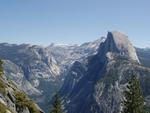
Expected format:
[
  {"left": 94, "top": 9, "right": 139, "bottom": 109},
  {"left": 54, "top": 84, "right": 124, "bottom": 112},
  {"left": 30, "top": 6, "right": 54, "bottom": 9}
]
[
  {"left": 0, "top": 35, "right": 149, "bottom": 49},
  {"left": 0, "top": 0, "right": 150, "bottom": 48}
]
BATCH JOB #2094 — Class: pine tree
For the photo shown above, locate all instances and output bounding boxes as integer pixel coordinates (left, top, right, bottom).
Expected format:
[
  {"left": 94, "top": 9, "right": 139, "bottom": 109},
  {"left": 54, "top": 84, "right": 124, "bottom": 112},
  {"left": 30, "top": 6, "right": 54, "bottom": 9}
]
[
  {"left": 50, "top": 93, "right": 64, "bottom": 113},
  {"left": 0, "top": 60, "right": 3, "bottom": 76},
  {"left": 122, "top": 75, "right": 147, "bottom": 113}
]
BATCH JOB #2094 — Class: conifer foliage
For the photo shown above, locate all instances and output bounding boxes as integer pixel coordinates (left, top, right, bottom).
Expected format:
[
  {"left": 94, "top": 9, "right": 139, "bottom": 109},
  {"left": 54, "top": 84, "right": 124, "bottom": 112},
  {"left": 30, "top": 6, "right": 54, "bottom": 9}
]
[
  {"left": 122, "top": 75, "right": 147, "bottom": 113},
  {"left": 50, "top": 93, "right": 64, "bottom": 113},
  {"left": 0, "top": 60, "right": 3, "bottom": 76}
]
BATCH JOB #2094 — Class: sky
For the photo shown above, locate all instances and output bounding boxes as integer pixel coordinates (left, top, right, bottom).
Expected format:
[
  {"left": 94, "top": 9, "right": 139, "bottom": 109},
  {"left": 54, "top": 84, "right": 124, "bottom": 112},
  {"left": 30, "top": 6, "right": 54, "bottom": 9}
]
[{"left": 0, "top": 0, "right": 149, "bottom": 48}]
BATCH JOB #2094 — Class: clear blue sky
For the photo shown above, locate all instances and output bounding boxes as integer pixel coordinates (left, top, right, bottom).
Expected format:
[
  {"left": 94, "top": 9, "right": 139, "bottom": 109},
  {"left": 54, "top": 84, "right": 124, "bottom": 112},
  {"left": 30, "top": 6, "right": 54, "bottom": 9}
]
[{"left": 0, "top": 0, "right": 149, "bottom": 47}]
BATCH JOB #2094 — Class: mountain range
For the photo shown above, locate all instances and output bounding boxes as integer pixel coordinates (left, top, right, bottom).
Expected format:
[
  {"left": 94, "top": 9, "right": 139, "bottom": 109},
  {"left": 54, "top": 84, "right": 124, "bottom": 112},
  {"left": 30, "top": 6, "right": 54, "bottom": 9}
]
[
  {"left": 0, "top": 31, "right": 150, "bottom": 113},
  {"left": 60, "top": 31, "right": 150, "bottom": 113}
]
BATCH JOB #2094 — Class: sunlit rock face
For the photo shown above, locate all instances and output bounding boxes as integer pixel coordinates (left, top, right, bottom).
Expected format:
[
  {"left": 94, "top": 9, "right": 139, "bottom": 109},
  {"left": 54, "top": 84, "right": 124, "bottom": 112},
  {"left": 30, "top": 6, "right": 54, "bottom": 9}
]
[
  {"left": 98, "top": 31, "right": 140, "bottom": 63},
  {"left": 60, "top": 31, "right": 150, "bottom": 113},
  {"left": 0, "top": 74, "right": 42, "bottom": 113},
  {"left": 0, "top": 31, "right": 150, "bottom": 113},
  {"left": 0, "top": 38, "right": 105, "bottom": 112}
]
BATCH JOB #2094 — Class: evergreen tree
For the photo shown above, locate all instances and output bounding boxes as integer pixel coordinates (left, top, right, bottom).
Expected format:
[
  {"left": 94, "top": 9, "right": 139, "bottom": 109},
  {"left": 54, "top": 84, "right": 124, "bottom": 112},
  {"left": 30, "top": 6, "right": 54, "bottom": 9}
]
[
  {"left": 122, "top": 75, "right": 147, "bottom": 113},
  {"left": 0, "top": 60, "right": 3, "bottom": 76},
  {"left": 50, "top": 93, "right": 64, "bottom": 113}
]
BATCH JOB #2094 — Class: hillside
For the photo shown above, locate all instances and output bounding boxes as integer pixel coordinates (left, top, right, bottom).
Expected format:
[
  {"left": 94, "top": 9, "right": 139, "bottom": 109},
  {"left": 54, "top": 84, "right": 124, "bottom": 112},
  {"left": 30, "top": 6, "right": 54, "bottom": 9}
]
[
  {"left": 0, "top": 32, "right": 149, "bottom": 113},
  {"left": 0, "top": 60, "right": 43, "bottom": 113},
  {"left": 60, "top": 31, "right": 150, "bottom": 113}
]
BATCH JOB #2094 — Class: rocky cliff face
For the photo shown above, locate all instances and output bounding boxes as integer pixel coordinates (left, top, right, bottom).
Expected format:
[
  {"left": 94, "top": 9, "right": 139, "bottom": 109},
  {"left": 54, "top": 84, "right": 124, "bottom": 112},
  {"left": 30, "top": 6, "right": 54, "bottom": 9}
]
[
  {"left": 0, "top": 32, "right": 149, "bottom": 113},
  {"left": 0, "top": 38, "right": 105, "bottom": 112},
  {"left": 0, "top": 68, "right": 43, "bottom": 113},
  {"left": 60, "top": 31, "right": 150, "bottom": 113},
  {"left": 137, "top": 48, "right": 150, "bottom": 68},
  {"left": 97, "top": 31, "right": 139, "bottom": 63}
]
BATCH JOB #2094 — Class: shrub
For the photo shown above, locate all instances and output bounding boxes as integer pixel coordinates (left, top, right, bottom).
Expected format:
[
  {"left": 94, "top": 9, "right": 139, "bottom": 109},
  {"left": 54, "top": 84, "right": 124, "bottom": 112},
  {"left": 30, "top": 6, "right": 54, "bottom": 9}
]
[
  {"left": 15, "top": 91, "right": 40, "bottom": 113},
  {"left": 99, "top": 70, "right": 118, "bottom": 85},
  {"left": 0, "top": 79, "right": 6, "bottom": 96},
  {"left": 0, "top": 60, "right": 3, "bottom": 76},
  {"left": 0, "top": 102, "right": 14, "bottom": 113},
  {"left": 0, "top": 102, "right": 7, "bottom": 113}
]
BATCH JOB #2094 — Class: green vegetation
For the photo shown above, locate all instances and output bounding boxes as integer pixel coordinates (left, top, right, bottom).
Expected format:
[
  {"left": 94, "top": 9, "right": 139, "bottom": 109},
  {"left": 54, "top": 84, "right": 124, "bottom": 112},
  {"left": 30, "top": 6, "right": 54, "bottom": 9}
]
[
  {"left": 0, "top": 102, "right": 8, "bottom": 113},
  {"left": 142, "top": 76, "right": 150, "bottom": 96},
  {"left": 0, "top": 79, "right": 6, "bottom": 96},
  {"left": 0, "top": 102, "right": 13, "bottom": 113},
  {"left": 7, "top": 78, "right": 17, "bottom": 89},
  {"left": 100, "top": 70, "right": 119, "bottom": 85},
  {"left": 50, "top": 93, "right": 64, "bottom": 113},
  {"left": 15, "top": 91, "right": 40, "bottom": 113},
  {"left": 0, "top": 59, "right": 6, "bottom": 95},
  {"left": 0, "top": 60, "right": 3, "bottom": 76},
  {"left": 0, "top": 59, "right": 40, "bottom": 113},
  {"left": 122, "top": 75, "right": 148, "bottom": 113}
]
